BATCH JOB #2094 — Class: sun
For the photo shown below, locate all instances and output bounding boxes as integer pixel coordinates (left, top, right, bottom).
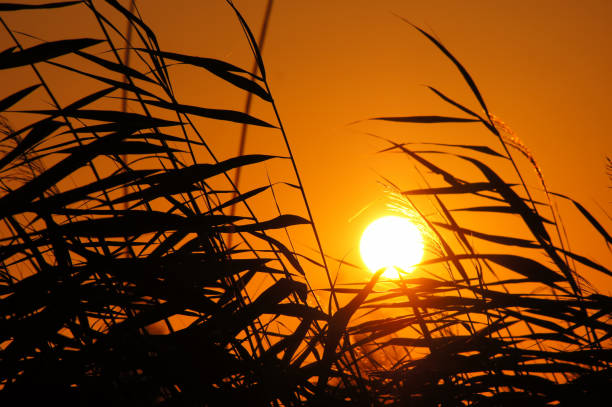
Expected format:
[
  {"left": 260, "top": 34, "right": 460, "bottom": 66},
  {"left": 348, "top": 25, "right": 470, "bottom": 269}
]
[{"left": 360, "top": 215, "right": 425, "bottom": 279}]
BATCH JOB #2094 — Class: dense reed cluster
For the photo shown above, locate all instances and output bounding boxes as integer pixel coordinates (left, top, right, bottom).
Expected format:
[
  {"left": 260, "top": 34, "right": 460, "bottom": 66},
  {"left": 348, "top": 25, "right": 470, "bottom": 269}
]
[{"left": 0, "top": 1, "right": 610, "bottom": 406}]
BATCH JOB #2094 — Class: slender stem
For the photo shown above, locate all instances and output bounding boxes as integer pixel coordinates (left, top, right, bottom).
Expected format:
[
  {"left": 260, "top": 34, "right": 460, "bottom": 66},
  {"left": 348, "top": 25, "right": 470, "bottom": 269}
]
[
  {"left": 228, "top": 0, "right": 274, "bottom": 247},
  {"left": 121, "top": 0, "right": 135, "bottom": 212},
  {"left": 265, "top": 84, "right": 339, "bottom": 311}
]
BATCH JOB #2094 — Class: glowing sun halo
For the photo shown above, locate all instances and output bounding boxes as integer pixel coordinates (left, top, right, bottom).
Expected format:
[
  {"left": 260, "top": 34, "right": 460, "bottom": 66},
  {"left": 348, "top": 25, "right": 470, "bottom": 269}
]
[{"left": 360, "top": 216, "right": 424, "bottom": 279}]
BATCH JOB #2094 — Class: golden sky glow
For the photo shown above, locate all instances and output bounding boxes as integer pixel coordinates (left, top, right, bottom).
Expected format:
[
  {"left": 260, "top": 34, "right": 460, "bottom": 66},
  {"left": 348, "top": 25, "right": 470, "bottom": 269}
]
[{"left": 1, "top": 0, "right": 610, "bottom": 291}]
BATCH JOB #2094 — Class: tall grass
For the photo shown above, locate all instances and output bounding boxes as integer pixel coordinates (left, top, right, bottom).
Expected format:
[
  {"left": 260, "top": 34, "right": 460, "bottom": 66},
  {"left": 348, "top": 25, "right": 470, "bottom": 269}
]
[
  {"left": 347, "top": 17, "right": 612, "bottom": 405},
  {"left": 0, "top": 2, "right": 610, "bottom": 406},
  {"left": 0, "top": 1, "right": 346, "bottom": 405}
]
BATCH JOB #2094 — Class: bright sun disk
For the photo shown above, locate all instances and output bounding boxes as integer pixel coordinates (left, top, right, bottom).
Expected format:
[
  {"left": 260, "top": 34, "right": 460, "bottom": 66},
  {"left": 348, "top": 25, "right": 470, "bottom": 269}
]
[{"left": 360, "top": 215, "right": 424, "bottom": 279}]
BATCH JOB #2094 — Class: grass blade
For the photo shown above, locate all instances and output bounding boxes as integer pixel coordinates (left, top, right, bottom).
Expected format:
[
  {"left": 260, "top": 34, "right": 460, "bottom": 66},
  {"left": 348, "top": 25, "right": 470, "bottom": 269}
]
[{"left": 0, "top": 38, "right": 103, "bottom": 69}]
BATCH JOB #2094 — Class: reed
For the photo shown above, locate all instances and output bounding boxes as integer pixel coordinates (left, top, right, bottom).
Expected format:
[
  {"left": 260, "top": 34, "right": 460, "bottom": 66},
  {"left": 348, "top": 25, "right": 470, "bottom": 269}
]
[
  {"left": 0, "top": 2, "right": 609, "bottom": 406},
  {"left": 349, "top": 17, "right": 611, "bottom": 405}
]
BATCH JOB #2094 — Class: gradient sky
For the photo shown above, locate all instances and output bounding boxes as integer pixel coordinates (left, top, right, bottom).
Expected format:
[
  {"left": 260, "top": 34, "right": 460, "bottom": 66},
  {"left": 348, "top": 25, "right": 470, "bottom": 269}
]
[{"left": 2, "top": 0, "right": 611, "bottom": 290}]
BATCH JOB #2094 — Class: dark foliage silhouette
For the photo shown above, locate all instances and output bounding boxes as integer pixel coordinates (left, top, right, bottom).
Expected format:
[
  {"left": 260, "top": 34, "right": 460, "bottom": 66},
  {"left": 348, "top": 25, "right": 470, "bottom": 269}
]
[{"left": 0, "top": 1, "right": 610, "bottom": 406}]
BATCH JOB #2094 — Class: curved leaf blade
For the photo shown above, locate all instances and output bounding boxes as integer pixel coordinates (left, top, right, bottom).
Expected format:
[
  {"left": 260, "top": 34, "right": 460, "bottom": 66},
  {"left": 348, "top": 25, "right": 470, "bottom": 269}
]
[
  {"left": 142, "top": 99, "right": 275, "bottom": 128},
  {"left": 0, "top": 38, "right": 103, "bottom": 70},
  {"left": 0, "top": 1, "right": 81, "bottom": 11},
  {"left": 371, "top": 115, "right": 479, "bottom": 124},
  {"left": 0, "top": 84, "right": 40, "bottom": 112}
]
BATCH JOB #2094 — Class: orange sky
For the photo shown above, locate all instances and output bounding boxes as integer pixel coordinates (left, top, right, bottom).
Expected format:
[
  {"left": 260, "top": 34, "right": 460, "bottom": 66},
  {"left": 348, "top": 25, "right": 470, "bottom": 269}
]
[{"left": 2, "top": 0, "right": 611, "bottom": 291}]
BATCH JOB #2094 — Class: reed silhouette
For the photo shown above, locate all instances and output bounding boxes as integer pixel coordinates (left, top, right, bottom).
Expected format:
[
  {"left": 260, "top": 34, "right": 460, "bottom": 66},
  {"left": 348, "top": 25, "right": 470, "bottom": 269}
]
[{"left": 0, "top": 1, "right": 609, "bottom": 406}]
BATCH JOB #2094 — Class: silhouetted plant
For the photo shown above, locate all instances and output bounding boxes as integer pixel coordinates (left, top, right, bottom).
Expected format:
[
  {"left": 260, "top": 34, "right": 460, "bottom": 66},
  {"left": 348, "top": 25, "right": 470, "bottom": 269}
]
[
  {"left": 0, "top": 2, "right": 610, "bottom": 407},
  {"left": 0, "top": 1, "right": 353, "bottom": 406},
  {"left": 344, "top": 18, "right": 612, "bottom": 406}
]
